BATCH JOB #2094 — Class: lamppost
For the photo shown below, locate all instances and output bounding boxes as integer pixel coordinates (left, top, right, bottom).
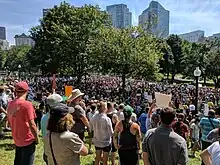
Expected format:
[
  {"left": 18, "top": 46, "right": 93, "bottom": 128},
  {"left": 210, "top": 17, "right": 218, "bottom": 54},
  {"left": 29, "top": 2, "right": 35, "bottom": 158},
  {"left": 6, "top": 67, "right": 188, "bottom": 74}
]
[
  {"left": 194, "top": 67, "right": 201, "bottom": 114},
  {"left": 18, "top": 64, "right": 21, "bottom": 80}
]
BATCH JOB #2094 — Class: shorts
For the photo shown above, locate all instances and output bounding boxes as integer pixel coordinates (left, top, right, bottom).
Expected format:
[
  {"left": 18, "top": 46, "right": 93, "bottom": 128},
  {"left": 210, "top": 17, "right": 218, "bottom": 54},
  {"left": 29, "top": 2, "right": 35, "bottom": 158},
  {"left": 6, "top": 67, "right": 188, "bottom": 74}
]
[
  {"left": 95, "top": 145, "right": 112, "bottom": 153},
  {"left": 111, "top": 141, "right": 117, "bottom": 153}
]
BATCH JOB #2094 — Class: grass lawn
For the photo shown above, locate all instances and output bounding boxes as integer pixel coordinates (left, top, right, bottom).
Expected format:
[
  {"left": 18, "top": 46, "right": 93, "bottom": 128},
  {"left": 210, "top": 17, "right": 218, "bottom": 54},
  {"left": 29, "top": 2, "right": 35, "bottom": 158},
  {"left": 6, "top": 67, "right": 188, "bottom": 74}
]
[{"left": 0, "top": 133, "right": 201, "bottom": 165}]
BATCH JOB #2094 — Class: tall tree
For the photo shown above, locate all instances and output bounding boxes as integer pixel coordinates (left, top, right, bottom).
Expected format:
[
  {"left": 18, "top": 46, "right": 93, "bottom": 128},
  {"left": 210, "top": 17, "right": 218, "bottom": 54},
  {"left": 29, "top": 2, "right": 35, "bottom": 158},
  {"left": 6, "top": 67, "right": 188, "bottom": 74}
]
[
  {"left": 182, "top": 42, "right": 210, "bottom": 84},
  {"left": 4, "top": 45, "right": 31, "bottom": 72},
  {"left": 29, "top": 2, "right": 109, "bottom": 81},
  {"left": 166, "top": 35, "right": 184, "bottom": 83},
  {"left": 88, "top": 27, "right": 162, "bottom": 98}
]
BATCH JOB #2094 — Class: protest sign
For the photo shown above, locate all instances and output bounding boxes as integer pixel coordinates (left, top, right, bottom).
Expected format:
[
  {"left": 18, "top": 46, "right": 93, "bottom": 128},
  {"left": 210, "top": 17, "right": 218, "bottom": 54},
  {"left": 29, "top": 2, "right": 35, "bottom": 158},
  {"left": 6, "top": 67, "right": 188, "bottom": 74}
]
[
  {"left": 65, "top": 86, "right": 73, "bottom": 97},
  {"left": 155, "top": 92, "right": 171, "bottom": 108}
]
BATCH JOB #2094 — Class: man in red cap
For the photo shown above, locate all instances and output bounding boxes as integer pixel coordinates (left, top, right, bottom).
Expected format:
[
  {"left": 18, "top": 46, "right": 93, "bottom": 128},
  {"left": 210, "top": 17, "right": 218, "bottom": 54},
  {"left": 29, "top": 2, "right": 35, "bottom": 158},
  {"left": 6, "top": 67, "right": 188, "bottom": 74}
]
[{"left": 7, "top": 81, "right": 38, "bottom": 165}]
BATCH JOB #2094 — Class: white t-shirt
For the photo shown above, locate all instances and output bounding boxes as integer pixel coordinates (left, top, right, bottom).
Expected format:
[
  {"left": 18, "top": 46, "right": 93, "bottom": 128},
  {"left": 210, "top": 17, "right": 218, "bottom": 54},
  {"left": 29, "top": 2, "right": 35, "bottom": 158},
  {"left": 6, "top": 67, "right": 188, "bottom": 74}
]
[
  {"left": 189, "top": 104, "right": 195, "bottom": 111},
  {"left": 207, "top": 141, "right": 220, "bottom": 165},
  {"left": 190, "top": 123, "right": 200, "bottom": 140},
  {"left": 117, "top": 111, "right": 124, "bottom": 121}
]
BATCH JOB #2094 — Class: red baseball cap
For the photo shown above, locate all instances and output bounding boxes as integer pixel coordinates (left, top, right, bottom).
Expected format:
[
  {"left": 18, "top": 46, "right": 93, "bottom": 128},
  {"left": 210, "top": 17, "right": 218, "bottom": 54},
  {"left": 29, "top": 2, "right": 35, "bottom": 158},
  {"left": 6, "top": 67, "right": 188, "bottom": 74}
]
[{"left": 15, "top": 81, "right": 29, "bottom": 92}]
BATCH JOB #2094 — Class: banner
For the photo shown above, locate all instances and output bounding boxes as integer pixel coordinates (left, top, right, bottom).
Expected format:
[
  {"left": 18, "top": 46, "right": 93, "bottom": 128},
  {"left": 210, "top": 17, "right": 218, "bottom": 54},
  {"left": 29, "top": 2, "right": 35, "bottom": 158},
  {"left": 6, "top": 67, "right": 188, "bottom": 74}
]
[{"left": 65, "top": 86, "right": 73, "bottom": 97}]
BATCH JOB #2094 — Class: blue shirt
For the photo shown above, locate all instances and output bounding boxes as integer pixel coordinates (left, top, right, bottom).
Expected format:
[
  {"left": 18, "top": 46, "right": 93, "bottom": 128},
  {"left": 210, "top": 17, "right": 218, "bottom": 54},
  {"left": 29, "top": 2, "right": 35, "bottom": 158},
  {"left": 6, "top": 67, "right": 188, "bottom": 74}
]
[
  {"left": 41, "top": 113, "right": 50, "bottom": 138},
  {"left": 138, "top": 113, "right": 147, "bottom": 134},
  {"left": 199, "top": 117, "right": 220, "bottom": 142}
]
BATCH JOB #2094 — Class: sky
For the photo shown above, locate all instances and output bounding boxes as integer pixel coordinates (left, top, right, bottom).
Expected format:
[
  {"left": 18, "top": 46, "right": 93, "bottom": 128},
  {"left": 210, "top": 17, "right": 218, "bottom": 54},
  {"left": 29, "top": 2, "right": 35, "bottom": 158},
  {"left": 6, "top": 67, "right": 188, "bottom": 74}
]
[{"left": 0, "top": 0, "right": 220, "bottom": 45}]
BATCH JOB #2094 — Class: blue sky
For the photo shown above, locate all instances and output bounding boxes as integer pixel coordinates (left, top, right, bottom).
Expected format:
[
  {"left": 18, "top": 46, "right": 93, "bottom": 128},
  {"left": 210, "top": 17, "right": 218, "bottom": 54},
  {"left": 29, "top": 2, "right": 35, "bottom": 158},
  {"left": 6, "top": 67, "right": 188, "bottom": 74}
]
[{"left": 0, "top": 0, "right": 220, "bottom": 44}]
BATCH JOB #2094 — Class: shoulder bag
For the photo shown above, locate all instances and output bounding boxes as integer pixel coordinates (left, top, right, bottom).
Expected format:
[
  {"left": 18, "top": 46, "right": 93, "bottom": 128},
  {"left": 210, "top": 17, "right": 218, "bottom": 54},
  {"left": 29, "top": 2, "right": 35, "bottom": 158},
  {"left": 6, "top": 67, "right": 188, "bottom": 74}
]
[
  {"left": 208, "top": 117, "right": 215, "bottom": 129},
  {"left": 49, "top": 131, "right": 58, "bottom": 165}
]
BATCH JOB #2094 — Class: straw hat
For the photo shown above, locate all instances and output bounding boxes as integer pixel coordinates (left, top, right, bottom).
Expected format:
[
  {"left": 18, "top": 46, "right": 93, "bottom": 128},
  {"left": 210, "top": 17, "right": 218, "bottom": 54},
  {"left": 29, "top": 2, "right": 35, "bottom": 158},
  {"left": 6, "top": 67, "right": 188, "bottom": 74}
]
[{"left": 68, "top": 89, "right": 84, "bottom": 101}]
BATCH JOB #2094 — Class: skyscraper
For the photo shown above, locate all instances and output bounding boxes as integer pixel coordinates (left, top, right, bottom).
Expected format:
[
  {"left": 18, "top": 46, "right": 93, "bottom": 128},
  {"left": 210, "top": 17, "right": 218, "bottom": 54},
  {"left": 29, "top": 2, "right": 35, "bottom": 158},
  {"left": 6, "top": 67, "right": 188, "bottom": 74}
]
[
  {"left": 106, "top": 4, "right": 132, "bottom": 29},
  {"left": 139, "top": 1, "right": 169, "bottom": 38},
  {"left": 0, "top": 27, "right": 6, "bottom": 40}
]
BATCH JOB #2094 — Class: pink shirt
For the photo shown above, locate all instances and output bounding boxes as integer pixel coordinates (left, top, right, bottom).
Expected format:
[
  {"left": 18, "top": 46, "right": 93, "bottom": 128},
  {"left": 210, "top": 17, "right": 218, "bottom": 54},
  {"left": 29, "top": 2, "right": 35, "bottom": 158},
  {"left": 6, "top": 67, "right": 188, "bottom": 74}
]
[{"left": 7, "top": 98, "right": 36, "bottom": 147}]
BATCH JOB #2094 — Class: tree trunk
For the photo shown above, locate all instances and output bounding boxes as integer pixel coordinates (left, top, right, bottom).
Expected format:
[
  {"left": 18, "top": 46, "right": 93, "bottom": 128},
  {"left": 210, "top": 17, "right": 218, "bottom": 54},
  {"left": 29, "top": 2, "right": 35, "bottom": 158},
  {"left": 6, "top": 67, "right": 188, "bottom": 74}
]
[
  {"left": 203, "top": 76, "right": 206, "bottom": 86},
  {"left": 171, "top": 74, "right": 175, "bottom": 84}
]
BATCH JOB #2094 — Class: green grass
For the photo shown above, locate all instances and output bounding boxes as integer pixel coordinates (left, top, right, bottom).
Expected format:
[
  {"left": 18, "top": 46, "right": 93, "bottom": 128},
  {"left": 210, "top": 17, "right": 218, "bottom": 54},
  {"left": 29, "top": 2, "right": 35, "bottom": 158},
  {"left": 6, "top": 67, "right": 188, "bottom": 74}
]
[{"left": 0, "top": 133, "right": 201, "bottom": 165}]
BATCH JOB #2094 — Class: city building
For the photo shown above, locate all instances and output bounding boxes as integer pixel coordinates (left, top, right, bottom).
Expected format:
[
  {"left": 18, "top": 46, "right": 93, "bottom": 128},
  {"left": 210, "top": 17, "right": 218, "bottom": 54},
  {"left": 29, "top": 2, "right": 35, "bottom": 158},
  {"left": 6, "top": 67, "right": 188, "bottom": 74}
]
[
  {"left": 139, "top": 1, "right": 169, "bottom": 38},
  {"left": 212, "top": 33, "right": 220, "bottom": 38},
  {"left": 43, "top": 8, "right": 50, "bottom": 17},
  {"left": 0, "top": 39, "right": 9, "bottom": 50},
  {"left": 178, "top": 30, "right": 205, "bottom": 43},
  {"left": 106, "top": 4, "right": 132, "bottom": 29},
  {"left": 0, "top": 27, "right": 6, "bottom": 40},
  {"left": 14, "top": 33, "right": 35, "bottom": 46}
]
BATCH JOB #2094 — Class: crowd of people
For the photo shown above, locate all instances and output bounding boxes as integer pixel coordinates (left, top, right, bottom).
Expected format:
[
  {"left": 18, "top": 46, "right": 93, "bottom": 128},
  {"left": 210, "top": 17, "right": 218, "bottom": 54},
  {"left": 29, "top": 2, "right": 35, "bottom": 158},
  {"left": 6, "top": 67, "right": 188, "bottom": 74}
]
[{"left": 0, "top": 76, "right": 220, "bottom": 165}]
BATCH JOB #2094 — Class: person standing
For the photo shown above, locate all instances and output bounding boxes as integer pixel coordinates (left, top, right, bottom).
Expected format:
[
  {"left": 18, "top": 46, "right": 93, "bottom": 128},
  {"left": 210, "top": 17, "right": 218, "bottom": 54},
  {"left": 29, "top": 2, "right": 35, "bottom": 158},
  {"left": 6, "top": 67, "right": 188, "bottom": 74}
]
[
  {"left": 172, "top": 113, "right": 189, "bottom": 140},
  {"left": 107, "top": 102, "right": 117, "bottom": 165},
  {"left": 69, "top": 89, "right": 89, "bottom": 141},
  {"left": 0, "top": 86, "right": 8, "bottom": 138},
  {"left": 90, "top": 101, "right": 113, "bottom": 165},
  {"left": 41, "top": 93, "right": 64, "bottom": 165},
  {"left": 138, "top": 107, "right": 149, "bottom": 138},
  {"left": 189, "top": 118, "right": 200, "bottom": 157},
  {"left": 200, "top": 140, "right": 220, "bottom": 165},
  {"left": 7, "top": 81, "right": 38, "bottom": 165},
  {"left": 199, "top": 110, "right": 220, "bottom": 165},
  {"left": 113, "top": 105, "right": 141, "bottom": 165},
  {"left": 142, "top": 108, "right": 188, "bottom": 165},
  {"left": 44, "top": 103, "right": 88, "bottom": 165}
]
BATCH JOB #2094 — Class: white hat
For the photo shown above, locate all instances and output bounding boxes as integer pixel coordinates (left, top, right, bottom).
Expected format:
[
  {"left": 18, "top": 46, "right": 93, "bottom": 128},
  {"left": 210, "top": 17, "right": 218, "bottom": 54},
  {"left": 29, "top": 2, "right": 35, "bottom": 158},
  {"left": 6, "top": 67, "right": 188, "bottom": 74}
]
[
  {"left": 47, "top": 94, "right": 63, "bottom": 107},
  {"left": 68, "top": 89, "right": 84, "bottom": 101}
]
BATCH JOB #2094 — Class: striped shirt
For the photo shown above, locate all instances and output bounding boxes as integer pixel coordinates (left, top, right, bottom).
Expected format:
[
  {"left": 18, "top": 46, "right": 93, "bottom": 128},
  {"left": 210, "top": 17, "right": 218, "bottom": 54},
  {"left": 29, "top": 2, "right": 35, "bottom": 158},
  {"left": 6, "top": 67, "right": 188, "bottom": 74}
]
[{"left": 199, "top": 117, "right": 220, "bottom": 142}]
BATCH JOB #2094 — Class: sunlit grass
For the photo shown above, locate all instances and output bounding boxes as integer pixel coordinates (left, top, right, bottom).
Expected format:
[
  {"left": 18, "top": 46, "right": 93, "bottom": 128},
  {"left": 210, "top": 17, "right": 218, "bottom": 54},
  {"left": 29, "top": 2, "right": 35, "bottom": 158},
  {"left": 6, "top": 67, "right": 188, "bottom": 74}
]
[{"left": 0, "top": 133, "right": 201, "bottom": 165}]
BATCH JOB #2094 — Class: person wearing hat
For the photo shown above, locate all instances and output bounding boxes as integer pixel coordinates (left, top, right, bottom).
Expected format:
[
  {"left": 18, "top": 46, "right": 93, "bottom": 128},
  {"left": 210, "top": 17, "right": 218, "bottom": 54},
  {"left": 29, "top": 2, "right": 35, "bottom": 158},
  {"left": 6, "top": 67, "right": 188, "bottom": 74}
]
[
  {"left": 41, "top": 93, "right": 64, "bottom": 138},
  {"left": 44, "top": 103, "right": 88, "bottom": 165},
  {"left": 113, "top": 105, "right": 141, "bottom": 165},
  {"left": 69, "top": 89, "right": 89, "bottom": 141},
  {"left": 41, "top": 93, "right": 75, "bottom": 165},
  {"left": 7, "top": 81, "right": 38, "bottom": 165}
]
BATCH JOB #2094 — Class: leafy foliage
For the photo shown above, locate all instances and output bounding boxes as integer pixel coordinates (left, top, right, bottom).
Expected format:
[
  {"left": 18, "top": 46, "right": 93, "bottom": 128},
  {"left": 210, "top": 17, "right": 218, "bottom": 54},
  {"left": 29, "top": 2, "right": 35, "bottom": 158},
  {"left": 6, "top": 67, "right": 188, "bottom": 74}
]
[
  {"left": 166, "top": 34, "right": 184, "bottom": 83},
  {"left": 29, "top": 2, "right": 109, "bottom": 79},
  {"left": 88, "top": 27, "right": 162, "bottom": 81},
  {"left": 4, "top": 45, "right": 31, "bottom": 72}
]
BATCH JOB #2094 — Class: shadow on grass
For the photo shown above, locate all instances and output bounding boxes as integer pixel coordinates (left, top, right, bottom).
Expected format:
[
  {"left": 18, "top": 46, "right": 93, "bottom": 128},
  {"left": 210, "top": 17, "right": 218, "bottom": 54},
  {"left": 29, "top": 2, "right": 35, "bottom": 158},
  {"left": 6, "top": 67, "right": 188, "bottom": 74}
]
[
  {"left": 2, "top": 135, "right": 13, "bottom": 140},
  {"left": 84, "top": 163, "right": 94, "bottom": 165},
  {"left": 0, "top": 143, "right": 15, "bottom": 151}
]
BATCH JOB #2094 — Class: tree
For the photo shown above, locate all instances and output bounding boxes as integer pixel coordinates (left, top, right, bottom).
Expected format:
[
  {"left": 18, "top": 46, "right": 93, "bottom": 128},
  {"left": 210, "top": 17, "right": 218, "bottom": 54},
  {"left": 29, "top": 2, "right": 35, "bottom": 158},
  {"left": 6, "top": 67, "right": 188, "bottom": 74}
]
[
  {"left": 88, "top": 27, "right": 162, "bottom": 98},
  {"left": 4, "top": 45, "right": 31, "bottom": 72},
  {"left": 157, "top": 38, "right": 174, "bottom": 80},
  {"left": 206, "top": 50, "right": 220, "bottom": 88},
  {"left": 182, "top": 42, "right": 210, "bottom": 84},
  {"left": 0, "top": 49, "right": 6, "bottom": 69},
  {"left": 29, "top": 2, "right": 109, "bottom": 81},
  {"left": 166, "top": 35, "right": 184, "bottom": 83}
]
